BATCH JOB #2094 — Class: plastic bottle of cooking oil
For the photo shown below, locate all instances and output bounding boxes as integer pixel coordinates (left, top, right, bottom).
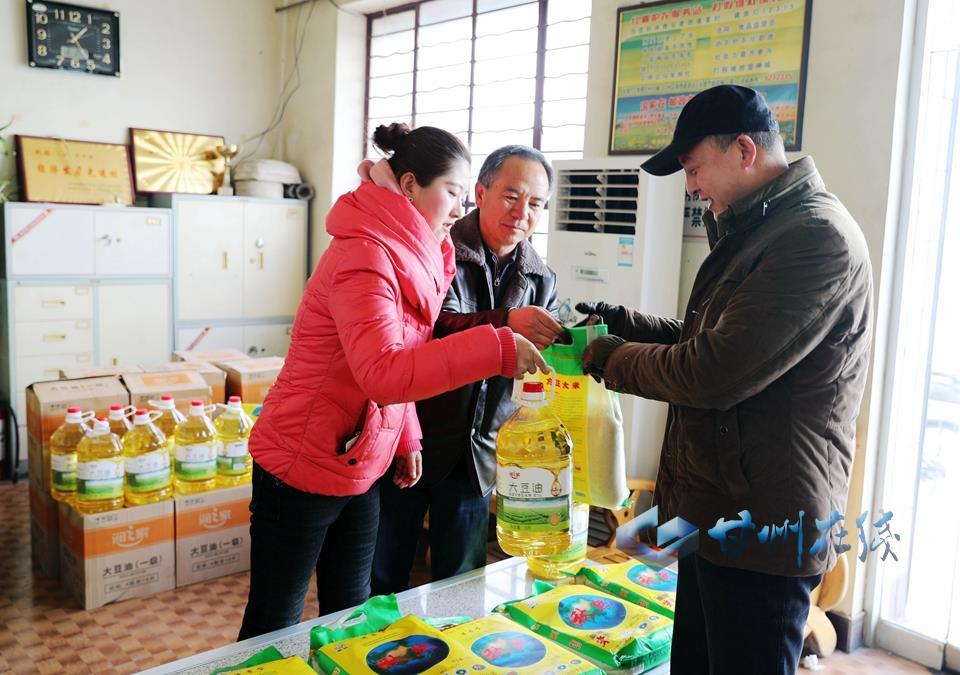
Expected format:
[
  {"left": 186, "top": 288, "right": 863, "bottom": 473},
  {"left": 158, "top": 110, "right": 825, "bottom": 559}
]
[
  {"left": 49, "top": 406, "right": 90, "bottom": 503},
  {"left": 173, "top": 400, "right": 218, "bottom": 494},
  {"left": 496, "top": 380, "right": 574, "bottom": 558},
  {"left": 526, "top": 502, "right": 590, "bottom": 579},
  {"left": 149, "top": 394, "right": 185, "bottom": 457},
  {"left": 123, "top": 409, "right": 172, "bottom": 505},
  {"left": 75, "top": 418, "right": 125, "bottom": 514},
  {"left": 107, "top": 403, "right": 134, "bottom": 437},
  {"left": 215, "top": 396, "right": 254, "bottom": 487}
]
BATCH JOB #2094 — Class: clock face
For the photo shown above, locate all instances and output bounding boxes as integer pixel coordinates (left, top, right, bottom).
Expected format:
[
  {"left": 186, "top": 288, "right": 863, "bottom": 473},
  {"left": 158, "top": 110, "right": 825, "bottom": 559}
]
[{"left": 26, "top": 0, "right": 120, "bottom": 77}]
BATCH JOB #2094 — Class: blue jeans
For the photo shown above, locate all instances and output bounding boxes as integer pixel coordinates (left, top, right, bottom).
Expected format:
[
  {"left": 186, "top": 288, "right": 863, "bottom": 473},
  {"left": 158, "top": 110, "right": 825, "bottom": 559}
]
[
  {"left": 238, "top": 463, "right": 380, "bottom": 640},
  {"left": 672, "top": 553, "right": 822, "bottom": 674},
  {"left": 371, "top": 459, "right": 489, "bottom": 595}
]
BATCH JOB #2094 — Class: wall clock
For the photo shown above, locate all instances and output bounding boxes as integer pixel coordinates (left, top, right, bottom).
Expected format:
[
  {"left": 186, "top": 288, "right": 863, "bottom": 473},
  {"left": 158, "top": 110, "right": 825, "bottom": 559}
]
[{"left": 26, "top": 0, "right": 120, "bottom": 77}]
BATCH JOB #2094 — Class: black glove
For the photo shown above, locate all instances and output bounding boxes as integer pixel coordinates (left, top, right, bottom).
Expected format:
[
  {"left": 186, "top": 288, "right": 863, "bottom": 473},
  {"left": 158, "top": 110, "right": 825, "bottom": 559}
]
[
  {"left": 582, "top": 335, "right": 627, "bottom": 382},
  {"left": 574, "top": 301, "right": 628, "bottom": 338}
]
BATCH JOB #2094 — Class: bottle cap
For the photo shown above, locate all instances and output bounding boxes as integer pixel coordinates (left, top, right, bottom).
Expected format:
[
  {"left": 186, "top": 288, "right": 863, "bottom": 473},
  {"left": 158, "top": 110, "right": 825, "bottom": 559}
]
[
  {"left": 520, "top": 381, "right": 546, "bottom": 402},
  {"left": 88, "top": 417, "right": 111, "bottom": 435},
  {"left": 65, "top": 407, "right": 84, "bottom": 423},
  {"left": 133, "top": 409, "right": 150, "bottom": 425},
  {"left": 188, "top": 400, "right": 206, "bottom": 416}
]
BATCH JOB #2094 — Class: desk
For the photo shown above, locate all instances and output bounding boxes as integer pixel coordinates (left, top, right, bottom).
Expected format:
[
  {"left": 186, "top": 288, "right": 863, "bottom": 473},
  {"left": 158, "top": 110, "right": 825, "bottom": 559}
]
[{"left": 140, "top": 556, "right": 669, "bottom": 674}]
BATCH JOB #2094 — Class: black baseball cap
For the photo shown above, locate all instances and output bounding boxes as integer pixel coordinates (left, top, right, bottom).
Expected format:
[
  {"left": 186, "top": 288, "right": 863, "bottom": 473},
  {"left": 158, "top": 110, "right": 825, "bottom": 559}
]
[{"left": 640, "top": 84, "right": 780, "bottom": 176}]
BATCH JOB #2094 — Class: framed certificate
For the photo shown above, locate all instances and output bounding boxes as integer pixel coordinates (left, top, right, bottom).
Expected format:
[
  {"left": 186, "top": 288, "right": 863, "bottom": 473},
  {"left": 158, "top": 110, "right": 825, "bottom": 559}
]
[
  {"left": 130, "top": 128, "right": 225, "bottom": 195},
  {"left": 16, "top": 135, "right": 134, "bottom": 205},
  {"left": 610, "top": 0, "right": 812, "bottom": 154}
]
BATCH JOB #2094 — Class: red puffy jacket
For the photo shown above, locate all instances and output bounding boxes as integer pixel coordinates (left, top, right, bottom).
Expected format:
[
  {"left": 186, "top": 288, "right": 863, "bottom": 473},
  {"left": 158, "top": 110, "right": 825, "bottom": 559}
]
[{"left": 250, "top": 176, "right": 517, "bottom": 496}]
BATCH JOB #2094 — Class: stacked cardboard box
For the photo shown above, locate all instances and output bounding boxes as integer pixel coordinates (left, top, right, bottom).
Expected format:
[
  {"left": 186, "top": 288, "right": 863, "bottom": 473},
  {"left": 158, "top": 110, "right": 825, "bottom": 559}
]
[
  {"left": 122, "top": 371, "right": 213, "bottom": 412},
  {"left": 137, "top": 361, "right": 226, "bottom": 405},
  {"left": 173, "top": 484, "right": 252, "bottom": 587},
  {"left": 213, "top": 357, "right": 284, "bottom": 404}
]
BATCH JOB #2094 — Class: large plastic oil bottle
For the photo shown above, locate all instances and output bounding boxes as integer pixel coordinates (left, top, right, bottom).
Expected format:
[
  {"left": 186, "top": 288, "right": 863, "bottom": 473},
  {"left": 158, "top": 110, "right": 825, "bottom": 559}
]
[
  {"left": 123, "top": 409, "right": 173, "bottom": 505},
  {"left": 49, "top": 406, "right": 90, "bottom": 503},
  {"left": 75, "top": 418, "right": 125, "bottom": 514},
  {"left": 150, "top": 394, "right": 185, "bottom": 457},
  {"left": 107, "top": 403, "right": 134, "bottom": 437},
  {"left": 496, "top": 380, "right": 574, "bottom": 558},
  {"left": 215, "top": 395, "right": 254, "bottom": 487},
  {"left": 173, "top": 400, "right": 218, "bottom": 494}
]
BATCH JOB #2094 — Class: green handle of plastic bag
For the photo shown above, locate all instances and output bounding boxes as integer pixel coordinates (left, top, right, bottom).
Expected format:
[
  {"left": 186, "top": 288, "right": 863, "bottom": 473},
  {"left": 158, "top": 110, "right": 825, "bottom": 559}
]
[
  {"left": 210, "top": 645, "right": 284, "bottom": 674},
  {"left": 543, "top": 324, "right": 608, "bottom": 376},
  {"left": 309, "top": 594, "right": 403, "bottom": 649}
]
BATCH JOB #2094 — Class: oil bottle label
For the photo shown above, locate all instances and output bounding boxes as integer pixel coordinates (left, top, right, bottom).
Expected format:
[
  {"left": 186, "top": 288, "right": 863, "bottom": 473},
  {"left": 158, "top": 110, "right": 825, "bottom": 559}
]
[
  {"left": 541, "top": 507, "right": 590, "bottom": 564},
  {"left": 175, "top": 443, "right": 217, "bottom": 481},
  {"left": 51, "top": 453, "right": 77, "bottom": 492},
  {"left": 496, "top": 466, "right": 572, "bottom": 533},
  {"left": 126, "top": 452, "right": 172, "bottom": 492},
  {"left": 76, "top": 459, "right": 124, "bottom": 500},
  {"left": 220, "top": 440, "right": 249, "bottom": 458}
]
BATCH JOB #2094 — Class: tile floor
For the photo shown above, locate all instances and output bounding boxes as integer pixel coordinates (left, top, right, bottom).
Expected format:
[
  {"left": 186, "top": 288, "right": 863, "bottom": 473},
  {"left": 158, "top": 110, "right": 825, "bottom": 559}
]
[{"left": 0, "top": 482, "right": 943, "bottom": 674}]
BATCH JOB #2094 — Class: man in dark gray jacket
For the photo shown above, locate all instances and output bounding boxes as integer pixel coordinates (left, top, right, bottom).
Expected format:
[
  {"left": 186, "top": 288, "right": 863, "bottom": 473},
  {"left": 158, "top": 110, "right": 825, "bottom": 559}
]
[
  {"left": 372, "top": 146, "right": 564, "bottom": 594},
  {"left": 581, "top": 85, "right": 873, "bottom": 675}
]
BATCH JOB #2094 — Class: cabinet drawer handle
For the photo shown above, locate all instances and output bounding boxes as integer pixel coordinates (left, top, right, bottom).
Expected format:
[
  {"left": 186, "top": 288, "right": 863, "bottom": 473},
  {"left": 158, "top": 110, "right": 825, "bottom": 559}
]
[
  {"left": 258, "top": 252, "right": 264, "bottom": 270},
  {"left": 43, "top": 368, "right": 61, "bottom": 377},
  {"left": 43, "top": 333, "right": 67, "bottom": 342},
  {"left": 41, "top": 299, "right": 67, "bottom": 308},
  {"left": 222, "top": 251, "right": 229, "bottom": 269}
]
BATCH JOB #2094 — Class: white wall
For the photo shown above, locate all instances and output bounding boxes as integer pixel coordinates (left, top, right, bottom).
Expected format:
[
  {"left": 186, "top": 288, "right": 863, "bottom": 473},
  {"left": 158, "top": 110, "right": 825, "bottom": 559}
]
[
  {"left": 584, "top": 0, "right": 912, "bottom": 626},
  {"left": 0, "top": 0, "right": 282, "bottom": 192}
]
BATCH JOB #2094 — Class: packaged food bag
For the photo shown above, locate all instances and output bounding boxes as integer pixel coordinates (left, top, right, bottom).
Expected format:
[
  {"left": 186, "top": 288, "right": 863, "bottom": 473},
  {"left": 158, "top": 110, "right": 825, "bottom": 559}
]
[
  {"left": 309, "top": 595, "right": 488, "bottom": 674},
  {"left": 218, "top": 655, "right": 314, "bottom": 675},
  {"left": 211, "top": 646, "right": 285, "bottom": 674},
  {"left": 540, "top": 325, "right": 629, "bottom": 509},
  {"left": 445, "top": 613, "right": 604, "bottom": 674},
  {"left": 576, "top": 561, "right": 677, "bottom": 619},
  {"left": 495, "top": 581, "right": 672, "bottom": 671}
]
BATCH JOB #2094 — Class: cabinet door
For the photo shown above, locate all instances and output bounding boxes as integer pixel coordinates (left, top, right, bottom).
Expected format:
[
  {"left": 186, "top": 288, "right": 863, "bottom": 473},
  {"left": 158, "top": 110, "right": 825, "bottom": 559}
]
[
  {"left": 15, "top": 319, "right": 94, "bottom": 357},
  {"left": 97, "top": 284, "right": 171, "bottom": 367},
  {"left": 243, "top": 323, "right": 292, "bottom": 358},
  {"left": 175, "top": 200, "right": 243, "bottom": 320},
  {"left": 175, "top": 325, "right": 245, "bottom": 352},
  {"left": 7, "top": 205, "right": 95, "bottom": 276},
  {"left": 242, "top": 202, "right": 307, "bottom": 319},
  {"left": 95, "top": 210, "right": 170, "bottom": 276}
]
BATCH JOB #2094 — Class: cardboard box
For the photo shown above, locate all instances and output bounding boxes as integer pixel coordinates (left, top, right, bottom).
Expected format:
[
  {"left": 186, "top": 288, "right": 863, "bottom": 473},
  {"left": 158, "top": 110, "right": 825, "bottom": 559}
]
[
  {"left": 59, "top": 365, "right": 143, "bottom": 380},
  {"left": 122, "top": 370, "right": 212, "bottom": 413},
  {"left": 139, "top": 361, "right": 227, "bottom": 404},
  {"left": 30, "top": 482, "right": 61, "bottom": 578},
  {"left": 213, "top": 357, "right": 284, "bottom": 404},
  {"left": 174, "top": 484, "right": 252, "bottom": 587},
  {"left": 173, "top": 348, "right": 246, "bottom": 363},
  {"left": 26, "top": 376, "right": 130, "bottom": 493},
  {"left": 59, "top": 500, "right": 175, "bottom": 609}
]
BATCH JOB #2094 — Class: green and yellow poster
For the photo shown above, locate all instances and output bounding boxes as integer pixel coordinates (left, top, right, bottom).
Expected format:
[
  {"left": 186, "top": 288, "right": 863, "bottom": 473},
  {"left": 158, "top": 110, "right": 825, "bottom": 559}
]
[{"left": 610, "top": 0, "right": 811, "bottom": 153}]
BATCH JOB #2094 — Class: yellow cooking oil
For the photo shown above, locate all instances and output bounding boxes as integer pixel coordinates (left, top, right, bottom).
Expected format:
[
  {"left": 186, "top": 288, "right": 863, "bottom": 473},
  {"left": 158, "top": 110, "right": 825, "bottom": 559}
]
[
  {"left": 215, "top": 396, "right": 254, "bottom": 487},
  {"left": 496, "top": 380, "right": 574, "bottom": 558},
  {"left": 123, "top": 409, "right": 173, "bottom": 505},
  {"left": 49, "top": 406, "right": 89, "bottom": 503},
  {"left": 150, "top": 394, "right": 185, "bottom": 458},
  {"left": 173, "top": 400, "right": 218, "bottom": 494},
  {"left": 75, "top": 418, "right": 125, "bottom": 514},
  {"left": 526, "top": 501, "right": 590, "bottom": 579}
]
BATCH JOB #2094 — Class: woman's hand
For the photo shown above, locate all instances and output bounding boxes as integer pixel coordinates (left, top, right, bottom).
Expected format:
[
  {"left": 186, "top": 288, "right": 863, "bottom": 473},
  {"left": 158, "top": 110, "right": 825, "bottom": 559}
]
[
  {"left": 513, "top": 334, "right": 549, "bottom": 378},
  {"left": 393, "top": 450, "right": 423, "bottom": 488}
]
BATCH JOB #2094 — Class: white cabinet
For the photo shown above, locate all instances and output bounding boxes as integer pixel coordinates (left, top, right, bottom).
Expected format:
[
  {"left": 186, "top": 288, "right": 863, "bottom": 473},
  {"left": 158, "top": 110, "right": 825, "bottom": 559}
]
[
  {"left": 97, "top": 284, "right": 171, "bottom": 367},
  {"left": 2, "top": 202, "right": 173, "bottom": 459},
  {"left": 165, "top": 195, "right": 307, "bottom": 360}
]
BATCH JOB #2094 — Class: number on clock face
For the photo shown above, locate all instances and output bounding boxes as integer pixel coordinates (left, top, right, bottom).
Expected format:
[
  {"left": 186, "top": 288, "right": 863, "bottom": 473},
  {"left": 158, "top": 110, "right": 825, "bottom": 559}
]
[{"left": 26, "top": 0, "right": 120, "bottom": 77}]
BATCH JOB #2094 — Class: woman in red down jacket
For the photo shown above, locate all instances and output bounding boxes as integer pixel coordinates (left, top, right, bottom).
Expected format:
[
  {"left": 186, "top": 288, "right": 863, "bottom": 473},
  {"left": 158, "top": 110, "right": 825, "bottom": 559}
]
[{"left": 238, "top": 124, "right": 547, "bottom": 639}]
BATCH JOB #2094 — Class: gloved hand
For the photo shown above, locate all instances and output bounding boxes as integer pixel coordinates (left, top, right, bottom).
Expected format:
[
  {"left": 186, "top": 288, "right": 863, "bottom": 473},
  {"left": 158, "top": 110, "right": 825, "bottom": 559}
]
[
  {"left": 582, "top": 335, "right": 627, "bottom": 382},
  {"left": 574, "top": 301, "right": 628, "bottom": 338}
]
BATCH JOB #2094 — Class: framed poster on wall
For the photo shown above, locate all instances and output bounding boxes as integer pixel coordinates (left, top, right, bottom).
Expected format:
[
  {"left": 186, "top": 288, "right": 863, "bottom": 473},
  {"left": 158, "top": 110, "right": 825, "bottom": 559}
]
[
  {"left": 609, "top": 0, "right": 812, "bottom": 154},
  {"left": 16, "top": 135, "right": 134, "bottom": 205}
]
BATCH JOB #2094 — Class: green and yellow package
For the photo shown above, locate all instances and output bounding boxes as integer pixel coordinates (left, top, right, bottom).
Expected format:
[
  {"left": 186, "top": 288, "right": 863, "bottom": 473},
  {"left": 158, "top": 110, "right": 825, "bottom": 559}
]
[
  {"left": 218, "top": 655, "right": 314, "bottom": 675},
  {"left": 445, "top": 614, "right": 604, "bottom": 674},
  {"left": 495, "top": 581, "right": 672, "bottom": 671},
  {"left": 311, "top": 613, "right": 488, "bottom": 674},
  {"left": 576, "top": 561, "right": 677, "bottom": 619}
]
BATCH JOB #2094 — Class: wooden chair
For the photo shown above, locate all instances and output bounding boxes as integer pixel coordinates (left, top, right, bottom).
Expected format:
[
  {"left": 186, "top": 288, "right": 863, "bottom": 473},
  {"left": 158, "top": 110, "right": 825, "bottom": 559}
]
[{"left": 587, "top": 478, "right": 656, "bottom": 563}]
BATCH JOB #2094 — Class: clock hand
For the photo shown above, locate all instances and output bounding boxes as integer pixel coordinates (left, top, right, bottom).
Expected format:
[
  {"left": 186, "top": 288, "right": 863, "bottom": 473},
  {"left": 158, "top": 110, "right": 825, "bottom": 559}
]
[{"left": 68, "top": 27, "right": 88, "bottom": 44}]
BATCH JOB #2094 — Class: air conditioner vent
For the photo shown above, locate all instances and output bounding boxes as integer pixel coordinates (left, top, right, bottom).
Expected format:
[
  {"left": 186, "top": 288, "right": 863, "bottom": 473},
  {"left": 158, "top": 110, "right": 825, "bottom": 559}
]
[{"left": 554, "top": 168, "right": 643, "bottom": 234}]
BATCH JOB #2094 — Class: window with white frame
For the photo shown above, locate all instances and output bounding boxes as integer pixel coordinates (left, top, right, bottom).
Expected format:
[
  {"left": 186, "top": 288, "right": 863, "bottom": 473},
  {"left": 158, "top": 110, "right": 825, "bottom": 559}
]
[{"left": 365, "top": 0, "right": 592, "bottom": 257}]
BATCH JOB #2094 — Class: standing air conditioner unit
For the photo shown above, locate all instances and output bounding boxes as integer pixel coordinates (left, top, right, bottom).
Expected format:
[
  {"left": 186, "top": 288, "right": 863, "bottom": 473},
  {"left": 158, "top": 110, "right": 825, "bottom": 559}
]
[{"left": 547, "top": 157, "right": 685, "bottom": 481}]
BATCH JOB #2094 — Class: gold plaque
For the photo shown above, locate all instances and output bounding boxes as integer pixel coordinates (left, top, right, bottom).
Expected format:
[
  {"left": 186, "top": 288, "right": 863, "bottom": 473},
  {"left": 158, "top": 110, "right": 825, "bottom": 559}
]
[
  {"left": 130, "top": 128, "right": 225, "bottom": 194},
  {"left": 16, "top": 135, "right": 134, "bottom": 206}
]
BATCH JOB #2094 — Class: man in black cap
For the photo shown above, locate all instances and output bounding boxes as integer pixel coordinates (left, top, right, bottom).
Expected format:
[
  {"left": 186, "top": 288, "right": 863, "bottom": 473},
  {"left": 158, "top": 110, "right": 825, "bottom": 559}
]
[{"left": 579, "top": 85, "right": 874, "bottom": 674}]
